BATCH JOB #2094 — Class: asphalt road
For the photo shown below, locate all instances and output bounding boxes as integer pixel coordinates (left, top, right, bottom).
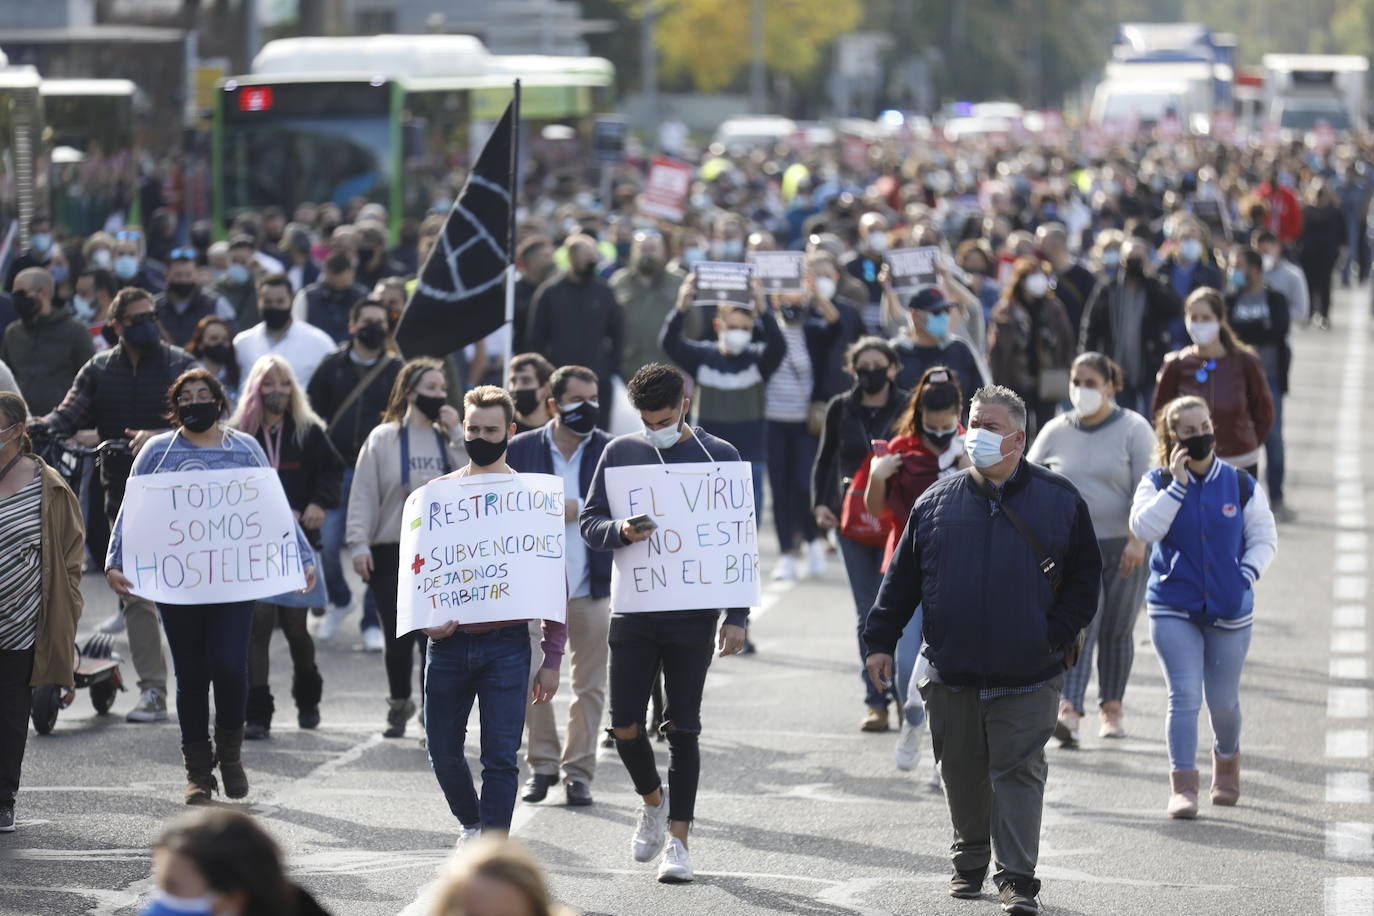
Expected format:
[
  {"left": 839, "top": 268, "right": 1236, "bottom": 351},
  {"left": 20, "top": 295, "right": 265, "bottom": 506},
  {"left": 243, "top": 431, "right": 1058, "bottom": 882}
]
[{"left": 3, "top": 287, "right": 1372, "bottom": 916}]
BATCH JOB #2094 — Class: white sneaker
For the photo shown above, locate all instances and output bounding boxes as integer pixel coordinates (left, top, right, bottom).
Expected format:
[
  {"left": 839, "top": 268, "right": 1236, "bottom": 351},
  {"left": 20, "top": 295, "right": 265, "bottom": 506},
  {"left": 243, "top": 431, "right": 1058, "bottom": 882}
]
[
  {"left": 657, "top": 837, "right": 694, "bottom": 883},
  {"left": 125, "top": 688, "right": 168, "bottom": 723},
  {"left": 895, "top": 721, "right": 921, "bottom": 772},
  {"left": 928, "top": 764, "right": 943, "bottom": 791},
  {"left": 97, "top": 612, "right": 126, "bottom": 634},
  {"left": 361, "top": 626, "right": 384, "bottom": 652},
  {"left": 632, "top": 787, "right": 670, "bottom": 862},
  {"left": 453, "top": 826, "right": 482, "bottom": 852},
  {"left": 806, "top": 540, "right": 827, "bottom": 577},
  {"left": 771, "top": 555, "right": 797, "bottom": 582},
  {"left": 317, "top": 604, "right": 349, "bottom": 642}
]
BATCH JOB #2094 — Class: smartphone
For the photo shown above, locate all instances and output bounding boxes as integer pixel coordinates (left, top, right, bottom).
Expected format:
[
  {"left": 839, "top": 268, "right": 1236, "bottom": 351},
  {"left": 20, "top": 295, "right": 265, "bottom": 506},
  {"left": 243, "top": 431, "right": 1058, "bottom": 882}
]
[
  {"left": 625, "top": 514, "right": 657, "bottom": 533},
  {"left": 870, "top": 439, "right": 890, "bottom": 457}
]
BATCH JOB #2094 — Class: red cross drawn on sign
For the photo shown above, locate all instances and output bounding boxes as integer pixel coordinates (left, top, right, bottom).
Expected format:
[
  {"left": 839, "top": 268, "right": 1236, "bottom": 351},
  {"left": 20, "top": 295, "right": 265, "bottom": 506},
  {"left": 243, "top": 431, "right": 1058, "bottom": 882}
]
[{"left": 411, "top": 554, "right": 425, "bottom": 575}]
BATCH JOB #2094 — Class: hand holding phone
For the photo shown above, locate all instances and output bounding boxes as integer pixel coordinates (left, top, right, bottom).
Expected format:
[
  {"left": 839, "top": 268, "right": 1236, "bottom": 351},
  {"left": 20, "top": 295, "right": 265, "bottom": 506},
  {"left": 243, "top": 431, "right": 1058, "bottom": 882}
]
[{"left": 621, "top": 514, "right": 657, "bottom": 543}]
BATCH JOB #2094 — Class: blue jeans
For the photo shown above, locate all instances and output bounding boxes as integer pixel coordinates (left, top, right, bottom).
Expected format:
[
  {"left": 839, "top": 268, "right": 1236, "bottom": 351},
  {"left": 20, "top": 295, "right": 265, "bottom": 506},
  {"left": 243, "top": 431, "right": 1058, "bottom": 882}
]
[
  {"left": 424, "top": 624, "right": 531, "bottom": 830},
  {"left": 1149, "top": 616, "right": 1252, "bottom": 771},
  {"left": 893, "top": 606, "right": 926, "bottom": 727},
  {"left": 319, "top": 468, "right": 379, "bottom": 631},
  {"left": 837, "top": 535, "right": 888, "bottom": 708},
  {"left": 1264, "top": 375, "right": 1285, "bottom": 503},
  {"left": 158, "top": 601, "right": 256, "bottom": 745}
]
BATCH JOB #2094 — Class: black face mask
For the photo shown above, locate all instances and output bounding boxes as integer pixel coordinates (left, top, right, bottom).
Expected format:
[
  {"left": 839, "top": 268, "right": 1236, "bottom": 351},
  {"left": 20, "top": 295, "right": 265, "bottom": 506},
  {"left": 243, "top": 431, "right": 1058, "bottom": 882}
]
[
  {"left": 465, "top": 435, "right": 508, "bottom": 467},
  {"left": 200, "top": 343, "right": 231, "bottom": 365},
  {"left": 780, "top": 304, "right": 806, "bottom": 323},
  {"left": 511, "top": 388, "right": 541, "bottom": 417},
  {"left": 856, "top": 367, "right": 890, "bottom": 394},
  {"left": 558, "top": 400, "right": 599, "bottom": 436},
  {"left": 168, "top": 281, "right": 197, "bottom": 300},
  {"left": 357, "top": 246, "right": 376, "bottom": 264},
  {"left": 262, "top": 307, "right": 292, "bottom": 330},
  {"left": 261, "top": 392, "right": 290, "bottom": 415},
  {"left": 1124, "top": 259, "right": 1146, "bottom": 280},
  {"left": 354, "top": 322, "right": 387, "bottom": 350},
  {"left": 573, "top": 261, "right": 597, "bottom": 280},
  {"left": 923, "top": 426, "right": 957, "bottom": 451},
  {"left": 122, "top": 319, "right": 161, "bottom": 354},
  {"left": 179, "top": 401, "right": 220, "bottom": 433},
  {"left": 1181, "top": 432, "right": 1215, "bottom": 461},
  {"left": 413, "top": 393, "right": 446, "bottom": 423},
  {"left": 13, "top": 290, "right": 40, "bottom": 323}
]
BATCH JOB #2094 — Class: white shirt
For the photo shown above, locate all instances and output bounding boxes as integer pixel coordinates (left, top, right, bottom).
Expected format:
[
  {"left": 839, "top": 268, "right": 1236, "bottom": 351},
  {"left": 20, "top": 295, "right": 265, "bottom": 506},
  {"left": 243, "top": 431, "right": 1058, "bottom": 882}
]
[{"left": 233, "top": 319, "right": 338, "bottom": 387}]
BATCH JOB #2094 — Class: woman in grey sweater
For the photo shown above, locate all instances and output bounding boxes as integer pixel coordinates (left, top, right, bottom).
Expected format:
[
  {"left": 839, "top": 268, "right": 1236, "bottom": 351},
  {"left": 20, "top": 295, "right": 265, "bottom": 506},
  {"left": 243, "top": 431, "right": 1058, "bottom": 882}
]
[{"left": 1027, "top": 352, "right": 1155, "bottom": 746}]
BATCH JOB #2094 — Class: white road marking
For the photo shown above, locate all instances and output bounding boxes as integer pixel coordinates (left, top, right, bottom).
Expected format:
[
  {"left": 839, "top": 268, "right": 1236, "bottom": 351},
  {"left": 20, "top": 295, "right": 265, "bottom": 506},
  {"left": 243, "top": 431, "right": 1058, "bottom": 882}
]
[
  {"left": 1331, "top": 629, "right": 1368, "bottom": 654},
  {"left": 1327, "top": 773, "right": 1373, "bottom": 805},
  {"left": 1334, "top": 605, "right": 1367, "bottom": 627},
  {"left": 1326, "top": 877, "right": 1374, "bottom": 916},
  {"left": 1327, "top": 823, "right": 1374, "bottom": 862},
  {"left": 1333, "top": 577, "right": 1368, "bottom": 601},
  {"left": 1329, "top": 687, "right": 1371, "bottom": 719},
  {"left": 1332, "top": 657, "right": 1369, "bottom": 680},
  {"left": 1335, "top": 532, "right": 1368, "bottom": 552},
  {"left": 1336, "top": 553, "right": 1368, "bottom": 574},
  {"left": 1327, "top": 729, "right": 1371, "bottom": 759}
]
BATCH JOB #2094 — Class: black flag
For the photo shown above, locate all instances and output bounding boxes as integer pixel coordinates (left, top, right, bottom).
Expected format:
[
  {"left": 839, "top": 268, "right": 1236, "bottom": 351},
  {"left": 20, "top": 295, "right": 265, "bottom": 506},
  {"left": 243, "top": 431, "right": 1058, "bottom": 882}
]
[{"left": 395, "top": 93, "right": 516, "bottom": 359}]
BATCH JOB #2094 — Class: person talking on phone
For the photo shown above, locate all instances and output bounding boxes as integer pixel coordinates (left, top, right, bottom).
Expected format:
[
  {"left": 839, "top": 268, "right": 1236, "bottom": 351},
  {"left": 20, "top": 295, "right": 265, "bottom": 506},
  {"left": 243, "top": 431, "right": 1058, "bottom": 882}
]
[
  {"left": 862, "top": 385, "right": 1101, "bottom": 915},
  {"left": 579, "top": 363, "right": 749, "bottom": 886}
]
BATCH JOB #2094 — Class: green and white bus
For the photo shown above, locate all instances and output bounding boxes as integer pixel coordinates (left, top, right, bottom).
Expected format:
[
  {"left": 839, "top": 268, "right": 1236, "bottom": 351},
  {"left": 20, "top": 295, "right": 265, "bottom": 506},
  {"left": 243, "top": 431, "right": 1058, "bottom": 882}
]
[{"left": 213, "top": 34, "right": 615, "bottom": 238}]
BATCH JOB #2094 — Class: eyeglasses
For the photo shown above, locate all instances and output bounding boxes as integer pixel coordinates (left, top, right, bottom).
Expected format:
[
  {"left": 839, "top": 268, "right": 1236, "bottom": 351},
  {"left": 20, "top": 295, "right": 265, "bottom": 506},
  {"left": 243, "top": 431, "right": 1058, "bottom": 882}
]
[
  {"left": 176, "top": 393, "right": 217, "bottom": 406},
  {"left": 115, "top": 230, "right": 142, "bottom": 242},
  {"left": 124, "top": 312, "right": 159, "bottom": 327},
  {"left": 1194, "top": 359, "right": 1218, "bottom": 383},
  {"left": 170, "top": 247, "right": 197, "bottom": 260}
]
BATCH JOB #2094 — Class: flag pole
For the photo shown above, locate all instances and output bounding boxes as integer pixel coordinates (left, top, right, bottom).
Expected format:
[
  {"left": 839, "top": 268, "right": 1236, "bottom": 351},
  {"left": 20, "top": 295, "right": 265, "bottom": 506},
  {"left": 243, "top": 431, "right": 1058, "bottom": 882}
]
[{"left": 502, "top": 80, "right": 521, "bottom": 376}]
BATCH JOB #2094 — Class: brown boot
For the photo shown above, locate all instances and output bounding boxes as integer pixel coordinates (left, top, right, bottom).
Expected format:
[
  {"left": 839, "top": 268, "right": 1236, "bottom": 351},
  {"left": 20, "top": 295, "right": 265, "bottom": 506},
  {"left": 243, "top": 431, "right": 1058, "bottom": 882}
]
[
  {"left": 1211, "top": 750, "right": 1240, "bottom": 806},
  {"left": 215, "top": 727, "right": 249, "bottom": 799},
  {"left": 860, "top": 706, "right": 890, "bottom": 732},
  {"left": 181, "top": 740, "right": 218, "bottom": 805},
  {"left": 1167, "top": 769, "right": 1200, "bottom": 819}
]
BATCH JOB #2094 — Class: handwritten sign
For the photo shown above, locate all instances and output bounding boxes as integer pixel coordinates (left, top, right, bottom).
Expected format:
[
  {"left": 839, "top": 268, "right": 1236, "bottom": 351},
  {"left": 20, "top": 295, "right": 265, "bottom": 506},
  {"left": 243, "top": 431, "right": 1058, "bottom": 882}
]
[
  {"left": 692, "top": 261, "right": 754, "bottom": 307},
  {"left": 748, "top": 250, "right": 805, "bottom": 293},
  {"left": 605, "top": 461, "right": 762, "bottom": 613},
  {"left": 640, "top": 156, "right": 694, "bottom": 222},
  {"left": 120, "top": 468, "right": 306, "bottom": 605},
  {"left": 397, "top": 473, "right": 568, "bottom": 635},
  {"left": 886, "top": 246, "right": 940, "bottom": 295}
]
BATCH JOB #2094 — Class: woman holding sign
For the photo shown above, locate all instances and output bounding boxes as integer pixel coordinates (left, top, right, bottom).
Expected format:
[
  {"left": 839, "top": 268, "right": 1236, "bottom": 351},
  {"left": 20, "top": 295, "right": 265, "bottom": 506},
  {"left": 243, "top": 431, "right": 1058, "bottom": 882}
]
[
  {"left": 106, "top": 369, "right": 317, "bottom": 804},
  {"left": 347, "top": 357, "right": 466, "bottom": 740}
]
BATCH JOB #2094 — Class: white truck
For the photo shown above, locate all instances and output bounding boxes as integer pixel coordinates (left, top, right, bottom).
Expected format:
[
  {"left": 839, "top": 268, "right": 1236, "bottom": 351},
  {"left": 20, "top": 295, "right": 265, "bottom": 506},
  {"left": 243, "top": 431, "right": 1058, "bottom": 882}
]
[{"left": 1262, "top": 54, "right": 1368, "bottom": 137}]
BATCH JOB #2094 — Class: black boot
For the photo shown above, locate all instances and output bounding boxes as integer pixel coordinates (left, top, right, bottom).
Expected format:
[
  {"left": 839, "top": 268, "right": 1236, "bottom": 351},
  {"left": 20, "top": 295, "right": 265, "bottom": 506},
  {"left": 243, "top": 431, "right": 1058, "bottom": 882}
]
[
  {"left": 245, "top": 686, "right": 274, "bottom": 740},
  {"left": 181, "top": 740, "right": 218, "bottom": 805},
  {"left": 293, "top": 668, "right": 323, "bottom": 730},
  {"left": 215, "top": 728, "right": 249, "bottom": 799}
]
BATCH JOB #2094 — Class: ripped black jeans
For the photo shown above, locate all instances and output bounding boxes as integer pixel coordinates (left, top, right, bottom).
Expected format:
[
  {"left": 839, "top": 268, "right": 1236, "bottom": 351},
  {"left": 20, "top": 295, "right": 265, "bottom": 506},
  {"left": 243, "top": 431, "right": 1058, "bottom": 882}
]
[{"left": 608, "top": 610, "right": 718, "bottom": 823}]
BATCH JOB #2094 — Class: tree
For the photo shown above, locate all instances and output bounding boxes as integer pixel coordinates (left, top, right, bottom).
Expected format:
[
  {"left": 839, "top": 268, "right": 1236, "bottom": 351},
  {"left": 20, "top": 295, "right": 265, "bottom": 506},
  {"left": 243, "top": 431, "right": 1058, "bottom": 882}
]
[{"left": 614, "top": 0, "right": 862, "bottom": 94}]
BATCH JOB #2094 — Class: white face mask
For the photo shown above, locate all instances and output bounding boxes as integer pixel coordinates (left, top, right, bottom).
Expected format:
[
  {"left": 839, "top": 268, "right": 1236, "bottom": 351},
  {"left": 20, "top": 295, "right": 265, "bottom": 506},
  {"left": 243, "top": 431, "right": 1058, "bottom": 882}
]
[
  {"left": 721, "top": 328, "right": 753, "bottom": 356},
  {"left": 1022, "top": 273, "right": 1050, "bottom": 299},
  {"left": 1187, "top": 321, "right": 1221, "bottom": 347},
  {"left": 814, "top": 276, "right": 837, "bottom": 301},
  {"left": 867, "top": 232, "right": 889, "bottom": 254},
  {"left": 964, "top": 426, "right": 1010, "bottom": 468},
  {"left": 1069, "top": 385, "right": 1103, "bottom": 417},
  {"left": 642, "top": 412, "right": 683, "bottom": 450},
  {"left": 1261, "top": 254, "right": 1277, "bottom": 273}
]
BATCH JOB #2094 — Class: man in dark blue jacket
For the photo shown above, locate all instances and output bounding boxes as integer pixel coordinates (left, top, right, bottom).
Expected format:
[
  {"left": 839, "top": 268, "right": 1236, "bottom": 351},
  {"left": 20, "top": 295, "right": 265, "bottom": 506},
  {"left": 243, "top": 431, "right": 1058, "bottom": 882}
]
[
  {"left": 507, "top": 364, "right": 612, "bottom": 808},
  {"left": 863, "top": 385, "right": 1100, "bottom": 915}
]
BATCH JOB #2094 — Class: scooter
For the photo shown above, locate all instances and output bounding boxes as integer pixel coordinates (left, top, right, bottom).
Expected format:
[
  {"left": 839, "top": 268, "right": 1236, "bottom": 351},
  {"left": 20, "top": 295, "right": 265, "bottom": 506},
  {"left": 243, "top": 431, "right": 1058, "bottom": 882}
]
[{"left": 31, "top": 633, "right": 126, "bottom": 735}]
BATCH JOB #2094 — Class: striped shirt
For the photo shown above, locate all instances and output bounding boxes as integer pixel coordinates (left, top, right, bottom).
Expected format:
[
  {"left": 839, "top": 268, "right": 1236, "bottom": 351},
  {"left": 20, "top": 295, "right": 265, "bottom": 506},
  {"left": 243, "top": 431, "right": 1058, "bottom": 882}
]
[
  {"left": 0, "top": 463, "right": 43, "bottom": 650},
  {"left": 764, "top": 323, "right": 813, "bottom": 423}
]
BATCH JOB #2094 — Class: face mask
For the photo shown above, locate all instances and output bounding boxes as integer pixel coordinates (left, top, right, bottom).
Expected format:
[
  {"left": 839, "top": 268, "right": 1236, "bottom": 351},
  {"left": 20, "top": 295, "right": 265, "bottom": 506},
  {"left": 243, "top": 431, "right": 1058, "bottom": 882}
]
[
  {"left": 780, "top": 304, "right": 806, "bottom": 323},
  {"left": 261, "top": 391, "right": 290, "bottom": 415},
  {"left": 1229, "top": 269, "right": 1246, "bottom": 291},
  {"left": 262, "top": 307, "right": 291, "bottom": 331},
  {"left": 1180, "top": 432, "right": 1214, "bottom": 461},
  {"left": 681, "top": 247, "right": 705, "bottom": 267},
  {"left": 200, "top": 342, "right": 231, "bottom": 365},
  {"left": 178, "top": 401, "right": 220, "bottom": 433},
  {"left": 1101, "top": 250, "right": 1121, "bottom": 270},
  {"left": 815, "top": 276, "right": 837, "bottom": 301},
  {"left": 558, "top": 400, "right": 599, "bottom": 436},
  {"left": 168, "top": 281, "right": 197, "bottom": 300},
  {"left": 856, "top": 367, "right": 890, "bottom": 394},
  {"left": 721, "top": 328, "right": 753, "bottom": 355},
  {"left": 91, "top": 249, "right": 114, "bottom": 269},
  {"left": 1177, "top": 239, "right": 1203, "bottom": 263},
  {"left": 1261, "top": 254, "right": 1276, "bottom": 273},
  {"left": 510, "top": 387, "right": 541, "bottom": 417},
  {"left": 72, "top": 295, "right": 95, "bottom": 322},
  {"left": 720, "top": 239, "right": 744, "bottom": 259},
  {"left": 922, "top": 311, "right": 950, "bottom": 340},
  {"left": 923, "top": 426, "right": 957, "bottom": 451},
  {"left": 413, "top": 393, "right": 446, "bottom": 422},
  {"left": 226, "top": 264, "right": 251, "bottom": 286},
  {"left": 122, "top": 319, "right": 161, "bottom": 353},
  {"left": 1124, "top": 258, "right": 1146, "bottom": 280},
  {"left": 465, "top": 434, "right": 509, "bottom": 467},
  {"left": 139, "top": 890, "right": 216, "bottom": 916},
  {"left": 30, "top": 233, "right": 52, "bottom": 255},
  {"left": 636, "top": 255, "right": 662, "bottom": 275},
  {"left": 964, "top": 426, "right": 1011, "bottom": 468},
  {"left": 114, "top": 255, "right": 140, "bottom": 281},
  {"left": 1022, "top": 273, "right": 1050, "bottom": 299},
  {"left": 13, "top": 290, "right": 41, "bottom": 323},
  {"left": 1070, "top": 385, "right": 1103, "bottom": 417},
  {"left": 642, "top": 413, "right": 683, "bottom": 450},
  {"left": 354, "top": 322, "right": 387, "bottom": 350},
  {"left": 867, "top": 233, "right": 889, "bottom": 254},
  {"left": 357, "top": 246, "right": 376, "bottom": 263},
  {"left": 51, "top": 265, "right": 69, "bottom": 285},
  {"left": 1187, "top": 320, "right": 1220, "bottom": 347}
]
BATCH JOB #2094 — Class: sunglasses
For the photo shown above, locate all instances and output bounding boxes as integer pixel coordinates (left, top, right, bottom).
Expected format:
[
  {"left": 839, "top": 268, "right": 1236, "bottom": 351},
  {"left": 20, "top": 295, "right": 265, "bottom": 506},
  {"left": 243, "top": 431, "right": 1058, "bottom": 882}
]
[
  {"left": 1194, "top": 359, "right": 1218, "bottom": 383},
  {"left": 115, "top": 230, "right": 142, "bottom": 242},
  {"left": 124, "top": 312, "right": 159, "bottom": 327},
  {"left": 170, "top": 247, "right": 197, "bottom": 260}
]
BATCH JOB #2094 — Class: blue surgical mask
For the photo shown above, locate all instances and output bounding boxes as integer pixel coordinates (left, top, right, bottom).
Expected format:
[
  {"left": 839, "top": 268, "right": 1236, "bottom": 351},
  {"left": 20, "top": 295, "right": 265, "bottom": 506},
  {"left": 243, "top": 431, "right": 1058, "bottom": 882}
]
[
  {"left": 1177, "top": 239, "right": 1203, "bottom": 263},
  {"left": 1229, "top": 268, "right": 1246, "bottom": 291},
  {"left": 642, "top": 413, "right": 683, "bottom": 450},
  {"left": 1101, "top": 250, "right": 1121, "bottom": 270},
  {"left": 226, "top": 264, "right": 251, "bottom": 285},
  {"left": 51, "top": 264, "right": 69, "bottom": 285},
  {"left": 923, "top": 311, "right": 950, "bottom": 340},
  {"left": 139, "top": 890, "right": 216, "bottom": 916},
  {"left": 964, "top": 427, "right": 1011, "bottom": 468},
  {"left": 681, "top": 247, "right": 705, "bottom": 267},
  {"left": 30, "top": 232, "right": 52, "bottom": 255},
  {"left": 114, "top": 255, "right": 140, "bottom": 281},
  {"left": 71, "top": 295, "right": 95, "bottom": 321}
]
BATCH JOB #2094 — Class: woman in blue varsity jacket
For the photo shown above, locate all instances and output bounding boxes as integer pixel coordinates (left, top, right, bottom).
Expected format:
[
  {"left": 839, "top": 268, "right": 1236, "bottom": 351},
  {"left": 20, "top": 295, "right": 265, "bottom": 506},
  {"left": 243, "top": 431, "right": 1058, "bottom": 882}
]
[{"left": 1129, "top": 394, "right": 1277, "bottom": 821}]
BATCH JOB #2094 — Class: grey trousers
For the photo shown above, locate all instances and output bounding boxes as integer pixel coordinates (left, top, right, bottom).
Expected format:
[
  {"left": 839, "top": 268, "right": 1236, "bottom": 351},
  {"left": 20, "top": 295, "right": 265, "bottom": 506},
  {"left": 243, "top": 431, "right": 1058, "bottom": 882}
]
[
  {"left": 123, "top": 593, "right": 168, "bottom": 692},
  {"left": 922, "top": 677, "right": 1061, "bottom": 884},
  {"left": 1062, "top": 538, "right": 1148, "bottom": 714}
]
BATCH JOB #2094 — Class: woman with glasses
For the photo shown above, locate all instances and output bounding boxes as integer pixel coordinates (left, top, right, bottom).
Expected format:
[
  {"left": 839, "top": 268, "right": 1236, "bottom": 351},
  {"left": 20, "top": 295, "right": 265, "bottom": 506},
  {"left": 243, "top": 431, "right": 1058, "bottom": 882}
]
[
  {"left": 106, "top": 369, "right": 317, "bottom": 804},
  {"left": 1151, "top": 289, "right": 1273, "bottom": 479}
]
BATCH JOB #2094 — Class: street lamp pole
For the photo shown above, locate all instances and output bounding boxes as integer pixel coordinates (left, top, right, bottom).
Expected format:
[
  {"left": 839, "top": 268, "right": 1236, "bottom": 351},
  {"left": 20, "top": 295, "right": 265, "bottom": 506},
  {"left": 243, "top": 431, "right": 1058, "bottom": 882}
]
[{"left": 750, "top": 0, "right": 766, "bottom": 112}]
